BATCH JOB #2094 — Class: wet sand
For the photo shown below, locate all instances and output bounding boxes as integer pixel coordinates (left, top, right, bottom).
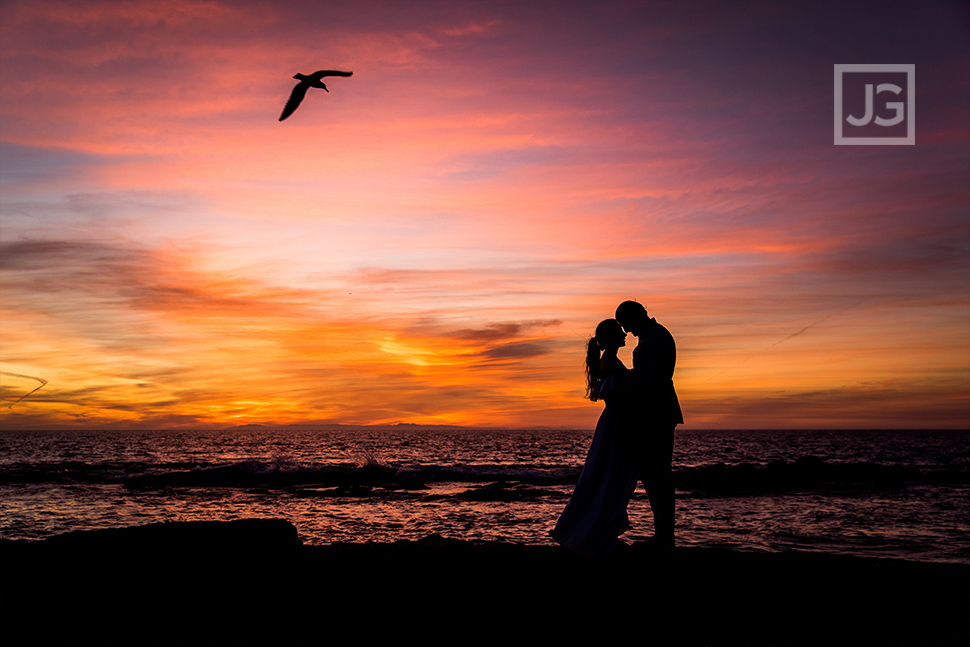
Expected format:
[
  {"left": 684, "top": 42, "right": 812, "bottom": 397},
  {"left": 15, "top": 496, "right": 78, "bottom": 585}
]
[{"left": 2, "top": 519, "right": 967, "bottom": 646}]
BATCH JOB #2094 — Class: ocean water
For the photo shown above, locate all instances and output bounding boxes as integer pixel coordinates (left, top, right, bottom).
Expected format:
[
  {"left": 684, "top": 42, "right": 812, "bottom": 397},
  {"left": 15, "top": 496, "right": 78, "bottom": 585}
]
[{"left": 0, "top": 427, "right": 967, "bottom": 564}]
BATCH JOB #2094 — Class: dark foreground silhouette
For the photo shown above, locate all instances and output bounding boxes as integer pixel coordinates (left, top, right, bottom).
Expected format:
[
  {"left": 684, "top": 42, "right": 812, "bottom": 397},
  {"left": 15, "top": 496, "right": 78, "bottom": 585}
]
[
  {"left": 279, "top": 69, "right": 353, "bottom": 121},
  {"left": 2, "top": 520, "right": 967, "bottom": 646}
]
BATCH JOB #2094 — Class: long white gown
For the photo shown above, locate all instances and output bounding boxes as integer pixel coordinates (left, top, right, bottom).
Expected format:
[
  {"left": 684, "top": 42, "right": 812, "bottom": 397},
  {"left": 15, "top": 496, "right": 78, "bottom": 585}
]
[{"left": 550, "top": 369, "right": 639, "bottom": 555}]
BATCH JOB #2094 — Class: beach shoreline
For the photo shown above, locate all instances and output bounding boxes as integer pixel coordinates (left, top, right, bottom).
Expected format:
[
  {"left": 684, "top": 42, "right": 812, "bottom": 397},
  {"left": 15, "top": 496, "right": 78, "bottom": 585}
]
[{"left": 2, "top": 519, "right": 967, "bottom": 646}]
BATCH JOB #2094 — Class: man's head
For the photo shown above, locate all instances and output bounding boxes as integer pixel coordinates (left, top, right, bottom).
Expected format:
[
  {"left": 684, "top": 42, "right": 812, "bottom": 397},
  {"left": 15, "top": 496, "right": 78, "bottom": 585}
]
[{"left": 615, "top": 300, "right": 650, "bottom": 336}]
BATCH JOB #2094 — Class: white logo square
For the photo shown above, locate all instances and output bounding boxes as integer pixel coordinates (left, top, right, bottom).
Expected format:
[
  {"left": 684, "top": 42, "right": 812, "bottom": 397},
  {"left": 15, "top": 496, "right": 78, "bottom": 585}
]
[{"left": 834, "top": 64, "right": 915, "bottom": 145}]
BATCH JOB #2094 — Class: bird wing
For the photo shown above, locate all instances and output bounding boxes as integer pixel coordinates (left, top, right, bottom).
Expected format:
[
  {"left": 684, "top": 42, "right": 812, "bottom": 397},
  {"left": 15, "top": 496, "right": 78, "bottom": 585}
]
[
  {"left": 308, "top": 70, "right": 353, "bottom": 80},
  {"left": 279, "top": 82, "right": 309, "bottom": 121}
]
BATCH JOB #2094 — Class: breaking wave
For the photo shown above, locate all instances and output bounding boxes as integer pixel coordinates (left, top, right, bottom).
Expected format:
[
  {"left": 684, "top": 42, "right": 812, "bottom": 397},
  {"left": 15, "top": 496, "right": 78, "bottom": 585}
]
[{"left": 2, "top": 456, "right": 965, "bottom": 497}]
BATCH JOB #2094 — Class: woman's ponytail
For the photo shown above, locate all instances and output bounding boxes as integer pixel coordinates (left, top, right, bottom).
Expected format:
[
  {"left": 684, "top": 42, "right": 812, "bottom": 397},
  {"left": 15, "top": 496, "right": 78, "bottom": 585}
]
[
  {"left": 585, "top": 335, "right": 601, "bottom": 400},
  {"left": 584, "top": 318, "right": 625, "bottom": 401}
]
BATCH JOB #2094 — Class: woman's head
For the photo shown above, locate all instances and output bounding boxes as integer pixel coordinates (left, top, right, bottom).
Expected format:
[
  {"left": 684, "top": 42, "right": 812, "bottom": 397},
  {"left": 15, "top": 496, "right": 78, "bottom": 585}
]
[
  {"left": 585, "top": 318, "right": 626, "bottom": 399},
  {"left": 593, "top": 318, "right": 626, "bottom": 351}
]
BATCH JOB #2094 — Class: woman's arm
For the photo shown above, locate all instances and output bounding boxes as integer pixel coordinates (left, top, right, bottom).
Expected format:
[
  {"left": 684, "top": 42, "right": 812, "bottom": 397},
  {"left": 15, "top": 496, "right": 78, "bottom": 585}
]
[{"left": 599, "top": 356, "right": 626, "bottom": 378}]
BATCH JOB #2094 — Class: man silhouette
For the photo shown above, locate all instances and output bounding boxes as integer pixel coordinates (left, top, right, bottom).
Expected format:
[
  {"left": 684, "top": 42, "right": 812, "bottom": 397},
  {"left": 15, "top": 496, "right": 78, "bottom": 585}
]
[{"left": 614, "top": 300, "right": 683, "bottom": 548}]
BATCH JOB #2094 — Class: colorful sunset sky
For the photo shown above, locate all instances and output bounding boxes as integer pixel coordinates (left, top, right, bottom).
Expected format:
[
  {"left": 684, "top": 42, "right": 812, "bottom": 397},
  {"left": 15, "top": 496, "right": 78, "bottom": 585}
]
[{"left": 1, "top": 0, "right": 968, "bottom": 430}]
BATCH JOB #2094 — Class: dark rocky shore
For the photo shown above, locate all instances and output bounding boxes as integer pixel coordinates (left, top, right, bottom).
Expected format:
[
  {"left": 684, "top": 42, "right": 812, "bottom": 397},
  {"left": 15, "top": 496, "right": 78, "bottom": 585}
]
[{"left": 2, "top": 519, "right": 967, "bottom": 646}]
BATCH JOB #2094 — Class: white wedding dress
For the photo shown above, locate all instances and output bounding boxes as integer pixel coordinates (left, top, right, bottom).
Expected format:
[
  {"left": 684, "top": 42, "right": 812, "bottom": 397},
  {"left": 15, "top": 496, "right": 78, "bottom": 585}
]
[{"left": 551, "top": 368, "right": 639, "bottom": 555}]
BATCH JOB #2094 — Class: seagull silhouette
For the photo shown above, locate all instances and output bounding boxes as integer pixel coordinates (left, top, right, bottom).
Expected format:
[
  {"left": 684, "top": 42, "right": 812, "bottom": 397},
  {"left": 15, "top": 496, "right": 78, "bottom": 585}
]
[{"left": 279, "top": 70, "right": 353, "bottom": 121}]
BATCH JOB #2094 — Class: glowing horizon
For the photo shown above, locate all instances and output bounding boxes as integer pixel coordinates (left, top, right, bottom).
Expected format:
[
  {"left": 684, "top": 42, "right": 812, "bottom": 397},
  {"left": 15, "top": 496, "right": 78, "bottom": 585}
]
[{"left": 2, "top": 1, "right": 968, "bottom": 430}]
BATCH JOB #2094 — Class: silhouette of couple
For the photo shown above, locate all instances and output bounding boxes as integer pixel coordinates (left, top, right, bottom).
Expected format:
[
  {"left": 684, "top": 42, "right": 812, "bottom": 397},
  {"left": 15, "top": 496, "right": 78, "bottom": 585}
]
[{"left": 551, "top": 301, "right": 683, "bottom": 555}]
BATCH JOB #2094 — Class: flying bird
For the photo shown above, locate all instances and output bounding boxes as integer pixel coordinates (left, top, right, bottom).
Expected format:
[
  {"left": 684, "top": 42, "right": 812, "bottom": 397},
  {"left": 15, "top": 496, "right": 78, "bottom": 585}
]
[{"left": 279, "top": 70, "right": 353, "bottom": 121}]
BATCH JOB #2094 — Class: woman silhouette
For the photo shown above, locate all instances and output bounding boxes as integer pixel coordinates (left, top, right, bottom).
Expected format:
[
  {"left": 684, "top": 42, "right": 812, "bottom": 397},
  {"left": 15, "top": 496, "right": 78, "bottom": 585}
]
[{"left": 551, "top": 319, "right": 639, "bottom": 555}]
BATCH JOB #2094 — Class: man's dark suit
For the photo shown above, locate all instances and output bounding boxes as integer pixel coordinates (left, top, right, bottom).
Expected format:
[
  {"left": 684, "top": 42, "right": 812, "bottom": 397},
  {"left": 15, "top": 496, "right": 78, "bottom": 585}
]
[
  {"left": 631, "top": 318, "right": 683, "bottom": 427},
  {"left": 630, "top": 317, "right": 682, "bottom": 543}
]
